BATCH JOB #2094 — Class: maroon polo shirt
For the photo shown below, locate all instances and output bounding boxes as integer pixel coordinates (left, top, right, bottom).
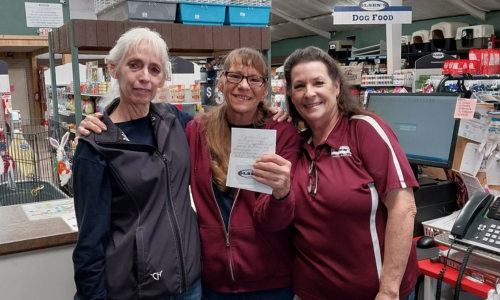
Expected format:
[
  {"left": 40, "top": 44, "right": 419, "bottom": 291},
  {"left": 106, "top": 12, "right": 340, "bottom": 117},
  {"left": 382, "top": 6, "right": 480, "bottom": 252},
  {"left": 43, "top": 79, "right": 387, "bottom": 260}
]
[{"left": 292, "top": 114, "right": 420, "bottom": 300}]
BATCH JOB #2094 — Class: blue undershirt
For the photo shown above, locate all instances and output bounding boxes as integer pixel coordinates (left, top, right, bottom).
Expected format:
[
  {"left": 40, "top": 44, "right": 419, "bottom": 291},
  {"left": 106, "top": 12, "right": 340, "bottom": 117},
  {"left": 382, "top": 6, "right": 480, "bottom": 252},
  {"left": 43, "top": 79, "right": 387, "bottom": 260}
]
[
  {"left": 115, "top": 115, "right": 156, "bottom": 147},
  {"left": 215, "top": 121, "right": 261, "bottom": 232}
]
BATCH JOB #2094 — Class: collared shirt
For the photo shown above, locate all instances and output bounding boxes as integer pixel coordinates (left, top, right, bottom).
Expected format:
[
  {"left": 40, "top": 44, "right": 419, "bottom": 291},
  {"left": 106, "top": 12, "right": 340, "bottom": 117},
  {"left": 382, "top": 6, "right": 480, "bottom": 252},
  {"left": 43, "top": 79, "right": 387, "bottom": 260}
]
[{"left": 292, "top": 114, "right": 420, "bottom": 300}]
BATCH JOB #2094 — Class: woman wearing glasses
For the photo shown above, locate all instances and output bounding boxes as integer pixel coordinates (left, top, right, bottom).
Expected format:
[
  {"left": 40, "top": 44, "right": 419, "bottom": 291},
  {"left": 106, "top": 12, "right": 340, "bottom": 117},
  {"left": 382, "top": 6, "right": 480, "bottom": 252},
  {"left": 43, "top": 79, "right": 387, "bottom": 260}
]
[
  {"left": 186, "top": 47, "right": 299, "bottom": 300},
  {"left": 78, "top": 47, "right": 299, "bottom": 300},
  {"left": 284, "top": 46, "right": 420, "bottom": 300}
]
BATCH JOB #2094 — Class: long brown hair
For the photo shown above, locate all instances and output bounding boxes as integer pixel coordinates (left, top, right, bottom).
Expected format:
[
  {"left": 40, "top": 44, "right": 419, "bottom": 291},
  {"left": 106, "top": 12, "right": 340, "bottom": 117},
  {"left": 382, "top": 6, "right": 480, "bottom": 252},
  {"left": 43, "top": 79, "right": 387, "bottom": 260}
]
[
  {"left": 283, "top": 46, "right": 371, "bottom": 129},
  {"left": 202, "top": 48, "right": 269, "bottom": 191}
]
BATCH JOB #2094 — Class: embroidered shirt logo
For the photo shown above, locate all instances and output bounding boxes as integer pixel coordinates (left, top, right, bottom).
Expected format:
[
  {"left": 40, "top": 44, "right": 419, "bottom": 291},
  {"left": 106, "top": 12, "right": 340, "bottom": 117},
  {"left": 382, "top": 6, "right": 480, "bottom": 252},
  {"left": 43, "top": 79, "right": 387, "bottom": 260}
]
[
  {"left": 121, "top": 132, "right": 130, "bottom": 142},
  {"left": 331, "top": 146, "right": 352, "bottom": 157},
  {"left": 150, "top": 270, "right": 163, "bottom": 281}
]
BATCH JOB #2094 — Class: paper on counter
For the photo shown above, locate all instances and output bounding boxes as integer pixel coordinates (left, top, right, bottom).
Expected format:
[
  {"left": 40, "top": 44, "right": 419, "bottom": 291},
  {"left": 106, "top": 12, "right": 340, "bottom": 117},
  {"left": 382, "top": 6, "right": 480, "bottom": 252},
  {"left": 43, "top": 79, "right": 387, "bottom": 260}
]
[
  {"left": 422, "top": 209, "right": 461, "bottom": 232},
  {"left": 486, "top": 151, "right": 500, "bottom": 185},
  {"left": 457, "top": 105, "right": 488, "bottom": 143},
  {"left": 457, "top": 171, "right": 485, "bottom": 199},
  {"left": 21, "top": 199, "right": 75, "bottom": 221},
  {"left": 226, "top": 128, "right": 276, "bottom": 194},
  {"left": 459, "top": 143, "right": 484, "bottom": 176},
  {"left": 62, "top": 214, "right": 78, "bottom": 232}
]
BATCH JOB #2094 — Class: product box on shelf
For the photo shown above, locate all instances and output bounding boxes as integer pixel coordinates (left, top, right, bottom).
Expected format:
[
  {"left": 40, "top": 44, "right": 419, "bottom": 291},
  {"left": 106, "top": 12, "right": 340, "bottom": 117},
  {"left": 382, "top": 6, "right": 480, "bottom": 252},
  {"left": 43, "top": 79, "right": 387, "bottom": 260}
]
[
  {"left": 411, "top": 30, "right": 431, "bottom": 53},
  {"left": 177, "top": 2, "right": 226, "bottom": 25},
  {"left": 154, "top": 86, "right": 168, "bottom": 103},
  {"left": 96, "top": 0, "right": 178, "bottom": 23},
  {"left": 224, "top": 5, "right": 271, "bottom": 26},
  {"left": 169, "top": 85, "right": 186, "bottom": 103},
  {"left": 190, "top": 84, "right": 201, "bottom": 102},
  {"left": 439, "top": 249, "right": 500, "bottom": 288},
  {"left": 455, "top": 25, "right": 494, "bottom": 50},
  {"left": 430, "top": 22, "right": 469, "bottom": 52}
]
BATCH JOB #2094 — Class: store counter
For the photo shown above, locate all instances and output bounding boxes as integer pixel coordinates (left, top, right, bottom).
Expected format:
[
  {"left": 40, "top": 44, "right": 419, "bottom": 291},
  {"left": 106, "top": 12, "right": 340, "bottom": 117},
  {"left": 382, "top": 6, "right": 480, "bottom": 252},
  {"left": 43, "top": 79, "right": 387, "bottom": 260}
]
[{"left": 0, "top": 199, "right": 77, "bottom": 300}]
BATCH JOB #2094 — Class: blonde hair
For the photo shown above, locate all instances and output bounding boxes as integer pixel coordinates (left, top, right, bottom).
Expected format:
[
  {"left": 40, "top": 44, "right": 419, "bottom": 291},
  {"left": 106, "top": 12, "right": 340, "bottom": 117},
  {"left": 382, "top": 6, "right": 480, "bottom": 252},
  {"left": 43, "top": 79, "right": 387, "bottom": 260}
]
[{"left": 203, "top": 48, "right": 269, "bottom": 191}]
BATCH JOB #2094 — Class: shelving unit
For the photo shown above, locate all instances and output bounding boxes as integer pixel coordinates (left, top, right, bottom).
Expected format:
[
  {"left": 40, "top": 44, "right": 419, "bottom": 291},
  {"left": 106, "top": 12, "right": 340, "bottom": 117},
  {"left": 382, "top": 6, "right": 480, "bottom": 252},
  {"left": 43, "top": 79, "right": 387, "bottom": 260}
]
[{"left": 48, "top": 19, "right": 271, "bottom": 127}]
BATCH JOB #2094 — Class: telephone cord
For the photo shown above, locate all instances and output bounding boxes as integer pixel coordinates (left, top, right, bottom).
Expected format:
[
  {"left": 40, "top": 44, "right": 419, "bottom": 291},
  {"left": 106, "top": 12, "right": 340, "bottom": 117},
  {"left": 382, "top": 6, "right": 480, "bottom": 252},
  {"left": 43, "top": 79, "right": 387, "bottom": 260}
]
[
  {"left": 435, "top": 239, "right": 455, "bottom": 300},
  {"left": 454, "top": 245, "right": 475, "bottom": 300}
]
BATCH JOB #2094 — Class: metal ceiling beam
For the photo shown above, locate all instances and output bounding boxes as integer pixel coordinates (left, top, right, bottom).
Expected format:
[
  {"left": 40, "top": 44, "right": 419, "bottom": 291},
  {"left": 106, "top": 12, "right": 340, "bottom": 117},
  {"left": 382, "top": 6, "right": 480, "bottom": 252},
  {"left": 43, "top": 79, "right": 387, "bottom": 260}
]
[
  {"left": 309, "top": 0, "right": 334, "bottom": 13},
  {"left": 270, "top": 8, "right": 331, "bottom": 39},
  {"left": 447, "top": 0, "right": 486, "bottom": 21}
]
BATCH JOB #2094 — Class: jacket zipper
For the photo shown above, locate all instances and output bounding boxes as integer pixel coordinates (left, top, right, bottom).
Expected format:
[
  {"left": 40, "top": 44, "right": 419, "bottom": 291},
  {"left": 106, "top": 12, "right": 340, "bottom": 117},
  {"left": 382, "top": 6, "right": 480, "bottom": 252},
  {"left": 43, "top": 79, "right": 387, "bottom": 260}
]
[
  {"left": 160, "top": 151, "right": 187, "bottom": 291},
  {"left": 96, "top": 138, "right": 188, "bottom": 291},
  {"left": 209, "top": 174, "right": 239, "bottom": 282}
]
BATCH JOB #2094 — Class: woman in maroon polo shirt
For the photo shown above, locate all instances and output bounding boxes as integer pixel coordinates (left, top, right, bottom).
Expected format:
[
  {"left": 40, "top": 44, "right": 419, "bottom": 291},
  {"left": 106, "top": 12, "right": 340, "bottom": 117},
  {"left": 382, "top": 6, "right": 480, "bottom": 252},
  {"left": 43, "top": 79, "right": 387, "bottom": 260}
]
[
  {"left": 283, "top": 46, "right": 420, "bottom": 300},
  {"left": 77, "top": 47, "right": 299, "bottom": 300}
]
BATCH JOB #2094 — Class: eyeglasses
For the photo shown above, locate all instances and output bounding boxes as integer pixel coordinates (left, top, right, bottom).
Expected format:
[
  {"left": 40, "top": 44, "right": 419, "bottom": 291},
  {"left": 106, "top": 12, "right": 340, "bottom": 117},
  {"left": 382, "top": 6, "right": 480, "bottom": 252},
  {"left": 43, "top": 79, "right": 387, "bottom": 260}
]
[
  {"left": 308, "top": 159, "right": 318, "bottom": 195},
  {"left": 223, "top": 71, "right": 267, "bottom": 87}
]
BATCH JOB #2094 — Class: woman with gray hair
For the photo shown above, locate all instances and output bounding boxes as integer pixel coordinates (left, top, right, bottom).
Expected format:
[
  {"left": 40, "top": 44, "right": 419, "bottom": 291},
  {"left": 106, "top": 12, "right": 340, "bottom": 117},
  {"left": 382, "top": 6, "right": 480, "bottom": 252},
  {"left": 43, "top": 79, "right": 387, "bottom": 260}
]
[{"left": 72, "top": 27, "right": 202, "bottom": 300}]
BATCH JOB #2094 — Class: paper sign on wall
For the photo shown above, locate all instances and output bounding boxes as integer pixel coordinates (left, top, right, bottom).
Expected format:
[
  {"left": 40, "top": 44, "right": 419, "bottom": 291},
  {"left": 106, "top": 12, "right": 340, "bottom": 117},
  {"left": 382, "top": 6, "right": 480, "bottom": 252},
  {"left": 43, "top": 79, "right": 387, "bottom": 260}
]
[
  {"left": 340, "top": 66, "right": 362, "bottom": 85},
  {"left": 25, "top": 2, "right": 63, "bottom": 28},
  {"left": 454, "top": 98, "right": 477, "bottom": 119}
]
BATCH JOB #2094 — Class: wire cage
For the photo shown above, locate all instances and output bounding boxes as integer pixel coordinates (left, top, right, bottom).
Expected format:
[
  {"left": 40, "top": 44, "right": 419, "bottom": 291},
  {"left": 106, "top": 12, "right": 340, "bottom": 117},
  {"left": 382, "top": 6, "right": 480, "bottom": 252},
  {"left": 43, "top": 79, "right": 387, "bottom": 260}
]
[{"left": 0, "top": 119, "right": 74, "bottom": 207}]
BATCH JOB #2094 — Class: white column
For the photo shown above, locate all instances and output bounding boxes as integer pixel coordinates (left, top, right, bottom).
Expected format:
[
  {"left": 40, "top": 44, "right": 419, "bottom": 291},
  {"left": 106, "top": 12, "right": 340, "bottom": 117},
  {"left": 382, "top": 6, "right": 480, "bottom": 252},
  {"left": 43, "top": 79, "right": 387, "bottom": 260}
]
[{"left": 386, "top": 0, "right": 402, "bottom": 74}]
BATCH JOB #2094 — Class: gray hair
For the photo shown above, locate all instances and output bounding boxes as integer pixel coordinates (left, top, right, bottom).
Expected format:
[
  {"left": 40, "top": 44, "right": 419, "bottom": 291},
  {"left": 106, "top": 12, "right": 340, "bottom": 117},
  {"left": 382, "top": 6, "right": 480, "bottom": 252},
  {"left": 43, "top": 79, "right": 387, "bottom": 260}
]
[{"left": 101, "top": 27, "right": 169, "bottom": 108}]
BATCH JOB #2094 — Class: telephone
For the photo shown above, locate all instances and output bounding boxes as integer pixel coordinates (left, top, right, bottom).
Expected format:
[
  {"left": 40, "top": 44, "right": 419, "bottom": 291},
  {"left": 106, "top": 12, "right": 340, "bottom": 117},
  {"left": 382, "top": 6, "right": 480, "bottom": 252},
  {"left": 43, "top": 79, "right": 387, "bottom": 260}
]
[{"left": 450, "top": 191, "right": 500, "bottom": 254}]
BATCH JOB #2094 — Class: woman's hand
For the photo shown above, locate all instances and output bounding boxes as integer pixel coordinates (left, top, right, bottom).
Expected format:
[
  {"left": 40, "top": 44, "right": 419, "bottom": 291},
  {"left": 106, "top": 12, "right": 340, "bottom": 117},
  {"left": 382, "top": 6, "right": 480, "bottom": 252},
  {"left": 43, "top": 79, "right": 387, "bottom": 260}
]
[
  {"left": 78, "top": 113, "right": 106, "bottom": 136},
  {"left": 269, "top": 107, "right": 292, "bottom": 123},
  {"left": 252, "top": 154, "right": 291, "bottom": 200}
]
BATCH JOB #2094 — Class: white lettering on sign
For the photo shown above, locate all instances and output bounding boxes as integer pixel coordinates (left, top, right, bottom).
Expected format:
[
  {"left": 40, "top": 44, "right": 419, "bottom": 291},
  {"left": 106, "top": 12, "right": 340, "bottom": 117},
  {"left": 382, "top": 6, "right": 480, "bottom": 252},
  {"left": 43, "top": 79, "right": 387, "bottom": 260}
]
[
  {"left": 38, "top": 28, "right": 52, "bottom": 36},
  {"left": 334, "top": 5, "right": 412, "bottom": 25},
  {"left": 432, "top": 52, "right": 445, "bottom": 59},
  {"left": 359, "top": 0, "right": 389, "bottom": 11}
]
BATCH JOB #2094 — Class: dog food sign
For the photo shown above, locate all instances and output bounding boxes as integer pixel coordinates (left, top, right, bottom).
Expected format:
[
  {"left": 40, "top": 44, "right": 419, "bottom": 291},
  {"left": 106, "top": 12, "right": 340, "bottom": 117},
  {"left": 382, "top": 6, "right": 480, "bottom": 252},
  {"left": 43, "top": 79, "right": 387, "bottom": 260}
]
[{"left": 334, "top": 0, "right": 412, "bottom": 25}]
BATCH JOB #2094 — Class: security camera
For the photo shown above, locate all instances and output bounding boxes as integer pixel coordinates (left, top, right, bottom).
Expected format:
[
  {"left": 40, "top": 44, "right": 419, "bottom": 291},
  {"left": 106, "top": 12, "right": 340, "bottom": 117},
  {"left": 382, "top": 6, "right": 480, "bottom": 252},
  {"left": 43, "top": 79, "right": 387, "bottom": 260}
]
[{"left": 60, "top": 0, "right": 65, "bottom": 3}]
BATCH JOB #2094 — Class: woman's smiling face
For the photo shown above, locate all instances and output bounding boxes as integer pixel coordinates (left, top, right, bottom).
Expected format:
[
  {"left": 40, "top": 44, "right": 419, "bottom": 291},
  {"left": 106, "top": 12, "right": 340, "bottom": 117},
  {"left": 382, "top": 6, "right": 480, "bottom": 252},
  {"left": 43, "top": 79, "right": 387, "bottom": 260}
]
[
  {"left": 290, "top": 60, "right": 340, "bottom": 128},
  {"left": 218, "top": 58, "right": 268, "bottom": 125}
]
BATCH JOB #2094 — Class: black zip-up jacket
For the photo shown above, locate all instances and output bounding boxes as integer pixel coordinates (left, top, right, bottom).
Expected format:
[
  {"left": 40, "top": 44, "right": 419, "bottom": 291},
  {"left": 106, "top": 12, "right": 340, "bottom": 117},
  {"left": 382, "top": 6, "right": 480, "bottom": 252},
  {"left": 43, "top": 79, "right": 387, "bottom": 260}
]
[{"left": 73, "top": 101, "right": 201, "bottom": 300}]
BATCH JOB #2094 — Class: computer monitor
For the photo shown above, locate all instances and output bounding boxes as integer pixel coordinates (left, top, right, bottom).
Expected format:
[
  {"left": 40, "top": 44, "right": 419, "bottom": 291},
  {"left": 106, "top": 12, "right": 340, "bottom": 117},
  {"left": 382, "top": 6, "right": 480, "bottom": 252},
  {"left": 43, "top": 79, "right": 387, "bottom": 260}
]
[{"left": 366, "top": 93, "right": 460, "bottom": 185}]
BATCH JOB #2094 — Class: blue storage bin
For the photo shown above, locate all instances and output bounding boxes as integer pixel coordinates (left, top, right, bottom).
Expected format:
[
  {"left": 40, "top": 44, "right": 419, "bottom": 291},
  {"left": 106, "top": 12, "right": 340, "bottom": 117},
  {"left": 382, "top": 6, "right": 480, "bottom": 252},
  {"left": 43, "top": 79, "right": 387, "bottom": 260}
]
[
  {"left": 224, "top": 5, "right": 271, "bottom": 27},
  {"left": 177, "top": 2, "right": 226, "bottom": 25}
]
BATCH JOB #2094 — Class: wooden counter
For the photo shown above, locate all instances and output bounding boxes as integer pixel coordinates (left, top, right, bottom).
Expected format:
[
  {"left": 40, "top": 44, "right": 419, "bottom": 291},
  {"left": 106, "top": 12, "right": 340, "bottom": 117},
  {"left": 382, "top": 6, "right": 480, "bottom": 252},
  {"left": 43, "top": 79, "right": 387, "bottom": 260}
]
[{"left": 0, "top": 199, "right": 77, "bottom": 256}]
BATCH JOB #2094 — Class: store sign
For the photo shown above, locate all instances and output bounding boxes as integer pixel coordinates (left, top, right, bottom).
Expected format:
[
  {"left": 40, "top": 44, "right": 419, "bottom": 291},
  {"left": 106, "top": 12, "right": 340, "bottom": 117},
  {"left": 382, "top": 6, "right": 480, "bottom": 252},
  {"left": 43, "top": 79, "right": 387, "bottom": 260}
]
[
  {"left": 334, "top": 0, "right": 412, "bottom": 25},
  {"left": 38, "top": 28, "right": 52, "bottom": 36},
  {"left": 25, "top": 2, "right": 63, "bottom": 28},
  {"left": 340, "top": 66, "right": 362, "bottom": 86}
]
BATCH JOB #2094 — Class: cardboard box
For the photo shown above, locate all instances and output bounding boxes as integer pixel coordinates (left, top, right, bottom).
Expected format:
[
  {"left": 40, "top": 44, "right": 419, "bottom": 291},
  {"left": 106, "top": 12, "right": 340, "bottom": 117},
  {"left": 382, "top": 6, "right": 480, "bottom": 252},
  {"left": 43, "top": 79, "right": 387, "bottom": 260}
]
[
  {"left": 439, "top": 249, "right": 500, "bottom": 288},
  {"left": 340, "top": 66, "right": 362, "bottom": 86},
  {"left": 169, "top": 85, "right": 186, "bottom": 103}
]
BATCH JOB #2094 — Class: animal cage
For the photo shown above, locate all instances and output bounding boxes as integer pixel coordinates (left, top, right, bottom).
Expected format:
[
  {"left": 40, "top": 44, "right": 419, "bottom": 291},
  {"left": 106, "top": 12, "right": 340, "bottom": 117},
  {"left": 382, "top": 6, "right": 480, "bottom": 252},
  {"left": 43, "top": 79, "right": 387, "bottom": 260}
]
[{"left": 0, "top": 119, "right": 74, "bottom": 206}]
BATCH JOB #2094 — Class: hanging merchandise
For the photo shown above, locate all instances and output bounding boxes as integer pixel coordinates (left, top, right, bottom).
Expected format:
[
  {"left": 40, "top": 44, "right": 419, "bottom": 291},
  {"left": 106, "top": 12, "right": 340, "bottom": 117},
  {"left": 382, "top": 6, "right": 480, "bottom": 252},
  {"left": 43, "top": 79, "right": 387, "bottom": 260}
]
[
  {"left": 0, "top": 124, "right": 5, "bottom": 154},
  {"left": 3, "top": 154, "right": 16, "bottom": 188},
  {"left": 6, "top": 160, "right": 15, "bottom": 189},
  {"left": 49, "top": 131, "right": 72, "bottom": 186},
  {"left": 9, "top": 130, "right": 36, "bottom": 177},
  {"left": 478, "top": 116, "right": 500, "bottom": 157},
  {"left": 2, "top": 93, "right": 12, "bottom": 131}
]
